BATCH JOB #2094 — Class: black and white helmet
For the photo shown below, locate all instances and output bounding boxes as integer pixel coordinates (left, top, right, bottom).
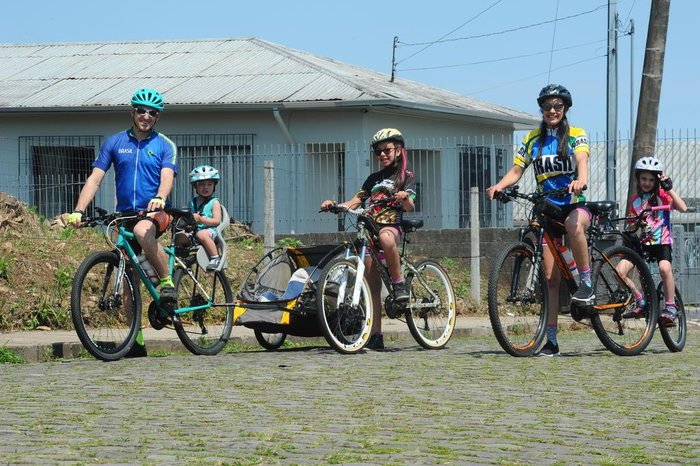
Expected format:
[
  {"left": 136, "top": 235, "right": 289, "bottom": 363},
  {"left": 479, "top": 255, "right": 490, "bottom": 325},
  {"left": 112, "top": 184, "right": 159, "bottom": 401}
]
[
  {"left": 634, "top": 156, "right": 664, "bottom": 174},
  {"left": 537, "top": 84, "right": 573, "bottom": 107}
]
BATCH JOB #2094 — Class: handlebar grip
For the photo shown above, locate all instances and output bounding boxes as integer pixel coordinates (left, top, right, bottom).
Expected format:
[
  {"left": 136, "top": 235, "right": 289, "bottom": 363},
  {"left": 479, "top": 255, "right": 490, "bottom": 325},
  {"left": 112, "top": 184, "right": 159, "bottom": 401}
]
[{"left": 650, "top": 204, "right": 671, "bottom": 212}]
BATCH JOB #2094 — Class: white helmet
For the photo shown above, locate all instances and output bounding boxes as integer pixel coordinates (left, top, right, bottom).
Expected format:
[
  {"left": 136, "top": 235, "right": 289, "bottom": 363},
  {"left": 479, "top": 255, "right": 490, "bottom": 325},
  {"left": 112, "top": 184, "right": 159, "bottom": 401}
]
[
  {"left": 634, "top": 156, "right": 664, "bottom": 174},
  {"left": 190, "top": 165, "right": 220, "bottom": 185}
]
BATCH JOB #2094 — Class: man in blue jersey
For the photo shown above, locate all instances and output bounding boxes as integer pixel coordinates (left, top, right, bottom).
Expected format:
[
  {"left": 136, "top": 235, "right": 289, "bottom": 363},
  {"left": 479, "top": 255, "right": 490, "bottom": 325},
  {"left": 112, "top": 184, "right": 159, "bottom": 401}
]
[{"left": 67, "top": 88, "right": 179, "bottom": 304}]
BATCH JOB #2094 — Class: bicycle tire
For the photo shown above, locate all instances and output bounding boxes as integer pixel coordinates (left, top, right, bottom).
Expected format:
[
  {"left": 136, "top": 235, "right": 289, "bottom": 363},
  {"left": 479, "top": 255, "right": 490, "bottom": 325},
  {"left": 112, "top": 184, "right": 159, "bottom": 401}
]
[
  {"left": 173, "top": 266, "right": 234, "bottom": 356},
  {"left": 590, "top": 245, "right": 657, "bottom": 356},
  {"left": 71, "top": 251, "right": 142, "bottom": 361},
  {"left": 488, "top": 241, "right": 548, "bottom": 357},
  {"left": 657, "top": 284, "right": 686, "bottom": 352},
  {"left": 254, "top": 330, "right": 287, "bottom": 350},
  {"left": 316, "top": 257, "right": 372, "bottom": 354},
  {"left": 405, "top": 259, "right": 456, "bottom": 349}
]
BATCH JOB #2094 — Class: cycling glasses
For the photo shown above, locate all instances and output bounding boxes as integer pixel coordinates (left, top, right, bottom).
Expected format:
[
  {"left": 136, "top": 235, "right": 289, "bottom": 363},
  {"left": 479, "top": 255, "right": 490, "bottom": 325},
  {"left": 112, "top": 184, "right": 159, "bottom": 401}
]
[
  {"left": 540, "top": 102, "right": 565, "bottom": 112},
  {"left": 134, "top": 107, "right": 159, "bottom": 117},
  {"left": 373, "top": 147, "right": 396, "bottom": 156}
]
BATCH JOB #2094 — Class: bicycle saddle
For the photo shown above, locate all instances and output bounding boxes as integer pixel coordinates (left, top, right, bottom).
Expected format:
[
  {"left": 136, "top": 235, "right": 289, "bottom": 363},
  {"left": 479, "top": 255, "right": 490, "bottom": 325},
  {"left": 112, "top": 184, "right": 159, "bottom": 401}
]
[
  {"left": 401, "top": 219, "right": 424, "bottom": 232},
  {"left": 585, "top": 201, "right": 616, "bottom": 216}
]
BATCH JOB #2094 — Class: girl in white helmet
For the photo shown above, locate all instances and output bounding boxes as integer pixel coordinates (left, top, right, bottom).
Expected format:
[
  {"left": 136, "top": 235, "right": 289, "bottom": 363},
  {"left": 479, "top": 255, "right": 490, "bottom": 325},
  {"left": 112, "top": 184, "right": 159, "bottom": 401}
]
[{"left": 623, "top": 156, "right": 687, "bottom": 326}]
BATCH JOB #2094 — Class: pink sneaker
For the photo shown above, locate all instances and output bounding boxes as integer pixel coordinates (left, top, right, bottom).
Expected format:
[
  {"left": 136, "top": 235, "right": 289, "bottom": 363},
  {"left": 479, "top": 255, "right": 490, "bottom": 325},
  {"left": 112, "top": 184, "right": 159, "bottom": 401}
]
[
  {"left": 623, "top": 300, "right": 646, "bottom": 319},
  {"left": 660, "top": 307, "right": 677, "bottom": 327}
]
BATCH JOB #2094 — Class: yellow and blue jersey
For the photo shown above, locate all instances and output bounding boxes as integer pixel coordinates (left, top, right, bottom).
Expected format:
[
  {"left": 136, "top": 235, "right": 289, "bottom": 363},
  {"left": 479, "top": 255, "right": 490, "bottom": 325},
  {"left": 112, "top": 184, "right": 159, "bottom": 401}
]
[{"left": 514, "top": 126, "right": 589, "bottom": 205}]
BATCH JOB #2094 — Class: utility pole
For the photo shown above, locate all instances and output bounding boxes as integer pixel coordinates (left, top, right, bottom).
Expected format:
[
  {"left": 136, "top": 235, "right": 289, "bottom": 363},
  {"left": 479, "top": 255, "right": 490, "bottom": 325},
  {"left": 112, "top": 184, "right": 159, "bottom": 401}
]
[
  {"left": 390, "top": 36, "right": 398, "bottom": 82},
  {"left": 626, "top": 0, "right": 670, "bottom": 213},
  {"left": 606, "top": 1, "right": 618, "bottom": 202}
]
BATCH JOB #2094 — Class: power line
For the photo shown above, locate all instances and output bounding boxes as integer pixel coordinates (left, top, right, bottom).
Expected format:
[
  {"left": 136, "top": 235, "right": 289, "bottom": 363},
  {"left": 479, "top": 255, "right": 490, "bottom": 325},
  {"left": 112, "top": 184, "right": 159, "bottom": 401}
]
[
  {"left": 396, "top": 0, "right": 504, "bottom": 66},
  {"left": 398, "top": 4, "right": 607, "bottom": 47},
  {"left": 547, "top": 0, "right": 561, "bottom": 83},
  {"left": 466, "top": 54, "right": 606, "bottom": 96},
  {"left": 398, "top": 39, "right": 606, "bottom": 72}
]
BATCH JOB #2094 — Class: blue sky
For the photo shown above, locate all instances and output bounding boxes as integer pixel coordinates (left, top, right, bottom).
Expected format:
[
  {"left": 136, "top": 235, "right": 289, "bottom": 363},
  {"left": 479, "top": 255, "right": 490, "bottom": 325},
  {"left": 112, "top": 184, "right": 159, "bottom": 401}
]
[{"left": 1, "top": 0, "right": 696, "bottom": 135}]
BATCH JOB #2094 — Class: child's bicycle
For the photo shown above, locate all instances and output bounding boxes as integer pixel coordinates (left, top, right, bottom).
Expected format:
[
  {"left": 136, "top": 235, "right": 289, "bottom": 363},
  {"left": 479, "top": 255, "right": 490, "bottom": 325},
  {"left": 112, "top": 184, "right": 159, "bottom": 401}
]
[
  {"left": 321, "top": 198, "right": 456, "bottom": 351},
  {"left": 489, "top": 186, "right": 658, "bottom": 357},
  {"left": 602, "top": 204, "right": 695, "bottom": 352},
  {"left": 70, "top": 208, "right": 234, "bottom": 361}
]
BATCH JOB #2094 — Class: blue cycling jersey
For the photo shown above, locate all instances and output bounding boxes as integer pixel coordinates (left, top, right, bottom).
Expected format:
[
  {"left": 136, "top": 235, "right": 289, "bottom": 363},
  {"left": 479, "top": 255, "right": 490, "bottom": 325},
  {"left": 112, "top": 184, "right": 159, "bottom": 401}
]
[{"left": 93, "top": 128, "right": 178, "bottom": 212}]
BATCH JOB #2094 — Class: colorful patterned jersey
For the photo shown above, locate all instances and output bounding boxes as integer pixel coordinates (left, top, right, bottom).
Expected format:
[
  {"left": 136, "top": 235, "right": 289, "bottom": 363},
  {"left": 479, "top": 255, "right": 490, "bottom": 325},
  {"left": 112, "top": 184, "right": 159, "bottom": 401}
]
[
  {"left": 630, "top": 190, "right": 674, "bottom": 246},
  {"left": 356, "top": 166, "right": 416, "bottom": 226},
  {"left": 514, "top": 126, "right": 589, "bottom": 205}
]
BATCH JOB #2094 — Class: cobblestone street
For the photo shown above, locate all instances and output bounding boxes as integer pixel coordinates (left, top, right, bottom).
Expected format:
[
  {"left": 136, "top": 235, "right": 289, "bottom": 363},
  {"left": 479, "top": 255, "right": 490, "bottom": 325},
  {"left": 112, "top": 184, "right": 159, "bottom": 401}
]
[{"left": 1, "top": 330, "right": 699, "bottom": 464}]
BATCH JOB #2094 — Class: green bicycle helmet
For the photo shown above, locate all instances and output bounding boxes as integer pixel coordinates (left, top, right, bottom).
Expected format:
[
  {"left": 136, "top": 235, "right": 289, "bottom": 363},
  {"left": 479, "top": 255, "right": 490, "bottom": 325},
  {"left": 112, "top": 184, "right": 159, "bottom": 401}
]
[{"left": 131, "top": 88, "right": 165, "bottom": 111}]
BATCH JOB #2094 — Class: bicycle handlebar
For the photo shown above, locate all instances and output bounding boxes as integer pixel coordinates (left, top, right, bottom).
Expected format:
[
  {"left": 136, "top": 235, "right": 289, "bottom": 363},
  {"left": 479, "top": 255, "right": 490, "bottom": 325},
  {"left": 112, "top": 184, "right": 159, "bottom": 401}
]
[
  {"left": 320, "top": 197, "right": 403, "bottom": 216},
  {"left": 494, "top": 185, "right": 586, "bottom": 204},
  {"left": 78, "top": 207, "right": 195, "bottom": 228}
]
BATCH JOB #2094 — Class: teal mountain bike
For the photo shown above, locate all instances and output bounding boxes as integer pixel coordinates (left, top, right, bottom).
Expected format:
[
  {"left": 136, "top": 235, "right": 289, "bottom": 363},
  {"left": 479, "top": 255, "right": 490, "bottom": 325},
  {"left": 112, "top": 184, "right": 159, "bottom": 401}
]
[{"left": 70, "top": 207, "right": 234, "bottom": 361}]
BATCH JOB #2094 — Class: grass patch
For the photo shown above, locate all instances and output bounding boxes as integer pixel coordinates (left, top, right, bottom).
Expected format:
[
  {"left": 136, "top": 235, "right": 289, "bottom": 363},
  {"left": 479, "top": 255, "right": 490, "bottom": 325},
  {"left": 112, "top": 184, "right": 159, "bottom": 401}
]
[{"left": 0, "top": 347, "right": 26, "bottom": 364}]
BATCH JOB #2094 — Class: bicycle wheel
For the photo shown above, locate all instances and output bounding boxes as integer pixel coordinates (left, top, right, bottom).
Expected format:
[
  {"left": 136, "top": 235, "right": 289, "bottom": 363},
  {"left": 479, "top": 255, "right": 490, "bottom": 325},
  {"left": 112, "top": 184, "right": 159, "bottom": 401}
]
[
  {"left": 405, "top": 260, "right": 456, "bottom": 349},
  {"left": 657, "top": 284, "right": 686, "bottom": 352},
  {"left": 254, "top": 330, "right": 287, "bottom": 350},
  {"left": 590, "top": 245, "right": 657, "bottom": 356},
  {"left": 488, "top": 241, "right": 548, "bottom": 357},
  {"left": 173, "top": 266, "right": 234, "bottom": 355},
  {"left": 71, "top": 251, "right": 142, "bottom": 361},
  {"left": 316, "top": 257, "right": 372, "bottom": 354}
]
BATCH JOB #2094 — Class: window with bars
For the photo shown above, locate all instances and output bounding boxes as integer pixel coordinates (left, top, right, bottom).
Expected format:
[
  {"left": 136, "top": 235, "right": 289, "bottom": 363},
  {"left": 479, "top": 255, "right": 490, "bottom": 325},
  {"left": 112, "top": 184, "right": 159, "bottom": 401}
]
[
  {"left": 170, "top": 134, "right": 255, "bottom": 225},
  {"left": 459, "top": 145, "right": 507, "bottom": 228},
  {"left": 19, "top": 135, "right": 102, "bottom": 218}
]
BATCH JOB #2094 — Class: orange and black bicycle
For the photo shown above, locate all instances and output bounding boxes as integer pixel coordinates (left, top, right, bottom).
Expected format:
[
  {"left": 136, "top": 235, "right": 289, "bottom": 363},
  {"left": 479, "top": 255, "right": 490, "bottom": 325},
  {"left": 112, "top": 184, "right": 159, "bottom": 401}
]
[{"left": 488, "top": 186, "right": 658, "bottom": 357}]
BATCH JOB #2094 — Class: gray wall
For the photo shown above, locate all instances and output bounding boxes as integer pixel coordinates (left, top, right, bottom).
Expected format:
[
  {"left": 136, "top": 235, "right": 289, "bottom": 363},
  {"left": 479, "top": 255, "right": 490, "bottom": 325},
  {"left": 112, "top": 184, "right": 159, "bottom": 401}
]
[{"left": 276, "top": 227, "right": 520, "bottom": 276}]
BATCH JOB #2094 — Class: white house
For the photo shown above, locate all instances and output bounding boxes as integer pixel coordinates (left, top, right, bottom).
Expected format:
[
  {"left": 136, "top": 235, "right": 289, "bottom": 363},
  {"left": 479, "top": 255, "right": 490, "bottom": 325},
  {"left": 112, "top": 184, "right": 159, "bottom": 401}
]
[{"left": 0, "top": 37, "right": 539, "bottom": 233}]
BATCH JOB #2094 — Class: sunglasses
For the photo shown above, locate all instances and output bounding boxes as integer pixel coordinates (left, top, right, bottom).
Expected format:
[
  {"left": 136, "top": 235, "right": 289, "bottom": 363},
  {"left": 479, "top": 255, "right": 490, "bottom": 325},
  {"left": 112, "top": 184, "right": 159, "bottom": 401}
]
[
  {"left": 540, "top": 103, "right": 565, "bottom": 112},
  {"left": 373, "top": 147, "right": 396, "bottom": 156},
  {"left": 134, "top": 107, "right": 159, "bottom": 117}
]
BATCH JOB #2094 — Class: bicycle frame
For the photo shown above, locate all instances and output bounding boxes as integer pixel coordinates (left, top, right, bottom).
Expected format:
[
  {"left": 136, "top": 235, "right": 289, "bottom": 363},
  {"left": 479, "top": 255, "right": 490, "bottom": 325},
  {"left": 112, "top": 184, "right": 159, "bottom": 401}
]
[
  {"left": 109, "top": 218, "right": 218, "bottom": 318},
  {"left": 506, "top": 188, "right": 636, "bottom": 314},
  {"left": 339, "top": 211, "right": 439, "bottom": 313}
]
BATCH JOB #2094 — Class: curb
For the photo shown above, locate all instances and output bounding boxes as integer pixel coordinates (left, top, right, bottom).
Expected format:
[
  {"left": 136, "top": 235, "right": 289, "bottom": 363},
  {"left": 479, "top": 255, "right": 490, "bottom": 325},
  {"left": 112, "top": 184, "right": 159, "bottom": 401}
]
[{"left": 2, "top": 324, "right": 495, "bottom": 364}]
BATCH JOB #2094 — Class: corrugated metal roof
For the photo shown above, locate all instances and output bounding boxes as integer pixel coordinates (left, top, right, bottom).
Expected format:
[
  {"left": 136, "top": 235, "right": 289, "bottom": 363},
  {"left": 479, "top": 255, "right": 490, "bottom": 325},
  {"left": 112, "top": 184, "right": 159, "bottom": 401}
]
[{"left": 0, "top": 37, "right": 538, "bottom": 124}]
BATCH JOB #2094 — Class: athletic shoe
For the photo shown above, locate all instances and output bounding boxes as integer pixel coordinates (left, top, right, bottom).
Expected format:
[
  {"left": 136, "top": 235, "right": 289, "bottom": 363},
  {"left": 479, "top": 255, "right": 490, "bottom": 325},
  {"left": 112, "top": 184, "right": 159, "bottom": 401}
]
[
  {"left": 537, "top": 340, "right": 561, "bottom": 357},
  {"left": 660, "top": 307, "right": 678, "bottom": 327},
  {"left": 159, "top": 285, "right": 178, "bottom": 305},
  {"left": 623, "top": 301, "right": 647, "bottom": 319},
  {"left": 206, "top": 257, "right": 221, "bottom": 271},
  {"left": 392, "top": 282, "right": 410, "bottom": 302},
  {"left": 571, "top": 282, "right": 595, "bottom": 304}
]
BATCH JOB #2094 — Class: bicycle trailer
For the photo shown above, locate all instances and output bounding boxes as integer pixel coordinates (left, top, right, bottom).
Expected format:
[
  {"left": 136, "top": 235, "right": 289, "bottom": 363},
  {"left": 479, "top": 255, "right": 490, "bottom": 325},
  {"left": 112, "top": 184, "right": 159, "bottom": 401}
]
[{"left": 234, "top": 244, "right": 347, "bottom": 340}]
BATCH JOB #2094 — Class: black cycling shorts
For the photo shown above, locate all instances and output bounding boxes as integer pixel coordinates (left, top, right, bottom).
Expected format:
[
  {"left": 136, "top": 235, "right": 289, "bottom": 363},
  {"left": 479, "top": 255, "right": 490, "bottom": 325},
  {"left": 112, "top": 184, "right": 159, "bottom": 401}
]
[{"left": 642, "top": 244, "right": 672, "bottom": 263}]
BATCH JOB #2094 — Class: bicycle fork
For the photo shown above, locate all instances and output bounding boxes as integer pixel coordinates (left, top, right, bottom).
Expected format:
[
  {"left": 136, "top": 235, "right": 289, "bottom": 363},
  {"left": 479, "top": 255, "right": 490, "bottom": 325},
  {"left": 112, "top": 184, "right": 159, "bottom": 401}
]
[{"left": 341, "top": 244, "right": 366, "bottom": 308}]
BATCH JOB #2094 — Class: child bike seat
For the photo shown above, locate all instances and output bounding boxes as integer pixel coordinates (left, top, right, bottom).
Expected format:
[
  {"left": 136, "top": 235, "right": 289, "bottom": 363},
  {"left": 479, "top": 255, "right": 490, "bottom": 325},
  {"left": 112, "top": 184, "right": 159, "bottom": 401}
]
[{"left": 196, "top": 205, "right": 230, "bottom": 271}]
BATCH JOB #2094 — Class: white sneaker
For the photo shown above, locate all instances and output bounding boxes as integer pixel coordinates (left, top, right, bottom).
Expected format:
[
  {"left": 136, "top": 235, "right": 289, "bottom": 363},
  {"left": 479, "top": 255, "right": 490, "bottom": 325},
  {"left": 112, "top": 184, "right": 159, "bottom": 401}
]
[{"left": 206, "top": 257, "right": 221, "bottom": 271}]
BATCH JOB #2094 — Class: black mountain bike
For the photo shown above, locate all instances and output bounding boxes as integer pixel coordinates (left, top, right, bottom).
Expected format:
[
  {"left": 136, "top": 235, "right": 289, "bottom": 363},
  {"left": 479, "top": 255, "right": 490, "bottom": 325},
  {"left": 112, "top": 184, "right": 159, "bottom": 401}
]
[{"left": 488, "top": 186, "right": 658, "bottom": 357}]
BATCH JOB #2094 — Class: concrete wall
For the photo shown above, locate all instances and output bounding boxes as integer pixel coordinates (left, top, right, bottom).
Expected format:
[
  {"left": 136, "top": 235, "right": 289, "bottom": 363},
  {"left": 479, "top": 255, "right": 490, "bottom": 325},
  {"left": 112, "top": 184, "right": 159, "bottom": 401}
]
[{"left": 276, "top": 227, "right": 520, "bottom": 275}]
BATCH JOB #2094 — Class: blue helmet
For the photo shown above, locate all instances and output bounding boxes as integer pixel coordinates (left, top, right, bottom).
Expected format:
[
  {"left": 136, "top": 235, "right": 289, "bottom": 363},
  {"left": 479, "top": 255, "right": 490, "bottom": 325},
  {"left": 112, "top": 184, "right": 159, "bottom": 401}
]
[{"left": 131, "top": 88, "right": 165, "bottom": 111}]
